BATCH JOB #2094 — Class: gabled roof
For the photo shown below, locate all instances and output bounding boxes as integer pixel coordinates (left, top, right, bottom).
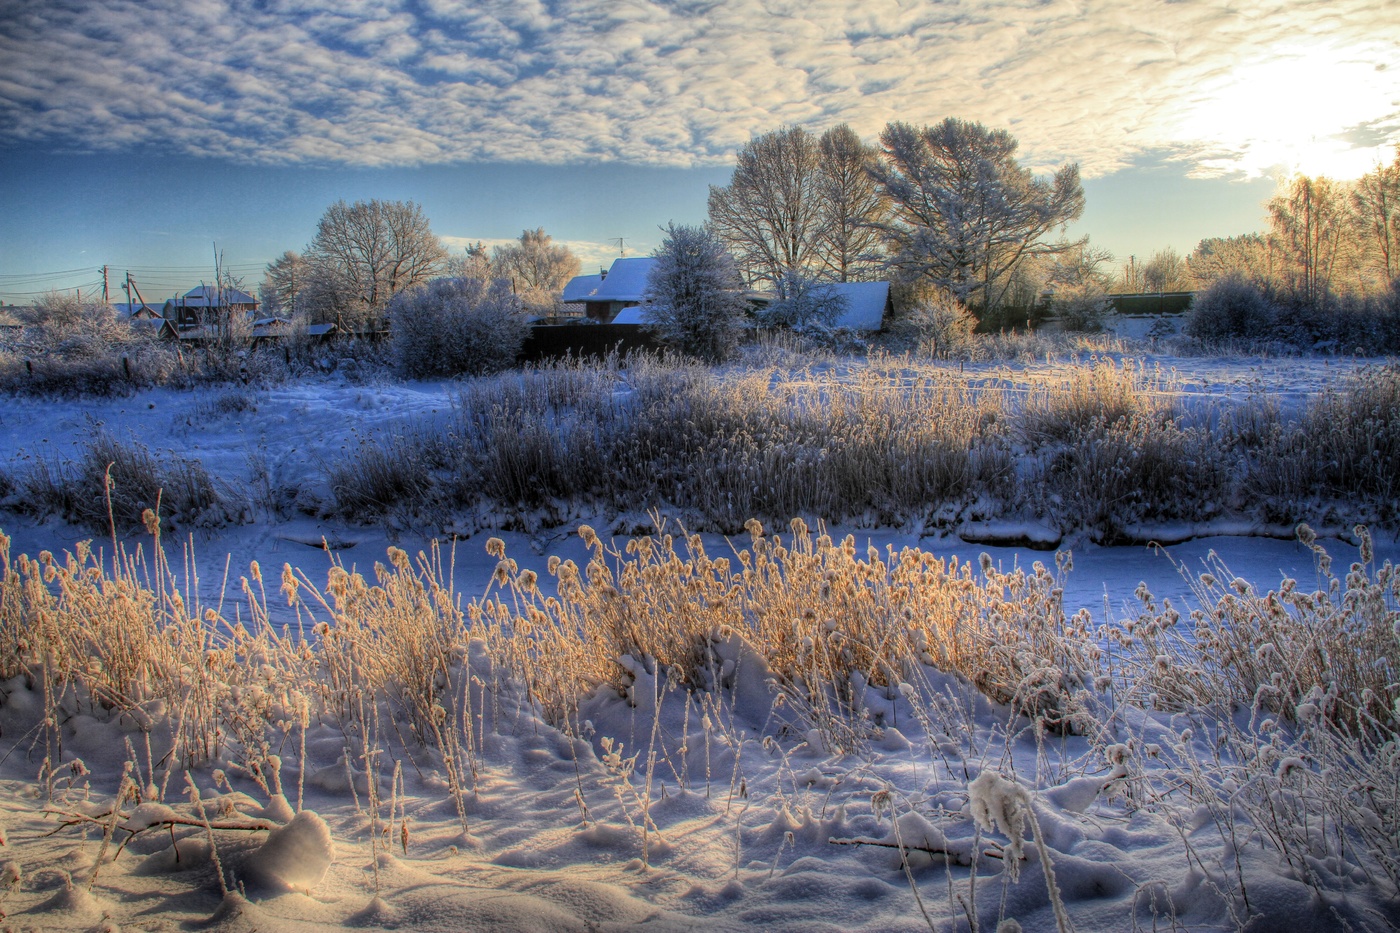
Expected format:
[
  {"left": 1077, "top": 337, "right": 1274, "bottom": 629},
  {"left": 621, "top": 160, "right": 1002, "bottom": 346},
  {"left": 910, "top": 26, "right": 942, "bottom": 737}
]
[
  {"left": 830, "top": 281, "right": 890, "bottom": 331},
  {"left": 562, "top": 257, "right": 657, "bottom": 304},
  {"left": 180, "top": 285, "right": 258, "bottom": 307}
]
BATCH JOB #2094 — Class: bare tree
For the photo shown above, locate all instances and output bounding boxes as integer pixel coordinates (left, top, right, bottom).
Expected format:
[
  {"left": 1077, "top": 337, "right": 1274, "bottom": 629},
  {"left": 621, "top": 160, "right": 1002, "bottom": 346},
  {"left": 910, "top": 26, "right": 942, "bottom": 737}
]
[
  {"left": 707, "top": 126, "right": 825, "bottom": 292},
  {"left": 814, "top": 124, "right": 888, "bottom": 282},
  {"left": 643, "top": 223, "right": 749, "bottom": 362},
  {"left": 1046, "top": 239, "right": 1115, "bottom": 290},
  {"left": 1353, "top": 151, "right": 1400, "bottom": 287},
  {"left": 490, "top": 229, "right": 581, "bottom": 317},
  {"left": 870, "top": 119, "right": 1084, "bottom": 313},
  {"left": 1268, "top": 174, "right": 1350, "bottom": 307},
  {"left": 304, "top": 199, "right": 448, "bottom": 329}
]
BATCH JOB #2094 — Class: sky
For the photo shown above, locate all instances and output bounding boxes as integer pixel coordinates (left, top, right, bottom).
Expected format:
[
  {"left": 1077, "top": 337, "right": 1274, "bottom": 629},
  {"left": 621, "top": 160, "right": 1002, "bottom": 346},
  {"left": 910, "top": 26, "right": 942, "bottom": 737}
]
[{"left": 1, "top": 0, "right": 1398, "bottom": 304}]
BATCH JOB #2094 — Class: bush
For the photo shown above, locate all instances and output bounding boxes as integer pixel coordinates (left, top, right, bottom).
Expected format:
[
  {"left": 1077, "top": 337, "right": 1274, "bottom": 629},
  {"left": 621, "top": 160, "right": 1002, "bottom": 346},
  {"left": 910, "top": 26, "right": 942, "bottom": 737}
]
[
  {"left": 390, "top": 277, "right": 529, "bottom": 379},
  {"left": 1186, "top": 274, "right": 1277, "bottom": 344},
  {"left": 754, "top": 273, "right": 848, "bottom": 334},
  {"left": 888, "top": 292, "right": 977, "bottom": 358}
]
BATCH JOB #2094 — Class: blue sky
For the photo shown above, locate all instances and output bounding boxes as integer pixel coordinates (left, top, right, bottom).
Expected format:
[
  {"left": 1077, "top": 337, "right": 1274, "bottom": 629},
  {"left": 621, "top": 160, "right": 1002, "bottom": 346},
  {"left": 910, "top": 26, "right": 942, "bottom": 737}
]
[{"left": 2, "top": 0, "right": 1396, "bottom": 303}]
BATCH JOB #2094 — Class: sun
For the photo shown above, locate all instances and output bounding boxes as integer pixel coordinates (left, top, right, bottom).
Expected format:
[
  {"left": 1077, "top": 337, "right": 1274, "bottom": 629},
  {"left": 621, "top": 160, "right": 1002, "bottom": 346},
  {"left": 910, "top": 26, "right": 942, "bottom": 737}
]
[{"left": 1175, "top": 43, "right": 1399, "bottom": 180}]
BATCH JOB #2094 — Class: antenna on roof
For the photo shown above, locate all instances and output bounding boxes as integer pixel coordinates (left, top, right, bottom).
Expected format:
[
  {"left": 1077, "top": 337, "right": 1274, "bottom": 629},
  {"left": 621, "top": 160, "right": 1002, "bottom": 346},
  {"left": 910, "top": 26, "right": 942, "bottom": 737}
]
[{"left": 609, "top": 237, "right": 626, "bottom": 257}]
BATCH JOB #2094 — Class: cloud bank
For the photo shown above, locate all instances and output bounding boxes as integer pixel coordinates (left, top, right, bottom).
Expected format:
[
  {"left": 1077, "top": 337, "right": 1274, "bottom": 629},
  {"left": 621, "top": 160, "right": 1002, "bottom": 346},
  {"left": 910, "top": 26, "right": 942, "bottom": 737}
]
[{"left": 1, "top": 0, "right": 1396, "bottom": 178}]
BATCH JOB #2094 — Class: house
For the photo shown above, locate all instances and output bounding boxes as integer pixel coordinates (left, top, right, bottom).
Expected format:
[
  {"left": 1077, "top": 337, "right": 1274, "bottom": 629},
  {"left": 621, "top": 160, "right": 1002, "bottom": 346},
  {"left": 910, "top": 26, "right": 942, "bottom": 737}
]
[
  {"left": 561, "top": 257, "right": 656, "bottom": 322},
  {"left": 163, "top": 285, "right": 259, "bottom": 328}
]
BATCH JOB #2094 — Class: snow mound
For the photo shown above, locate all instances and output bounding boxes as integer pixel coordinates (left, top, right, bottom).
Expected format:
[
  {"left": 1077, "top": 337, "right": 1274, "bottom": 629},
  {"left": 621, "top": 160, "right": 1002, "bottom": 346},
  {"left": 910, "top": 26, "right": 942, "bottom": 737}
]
[{"left": 240, "top": 810, "right": 333, "bottom": 895}]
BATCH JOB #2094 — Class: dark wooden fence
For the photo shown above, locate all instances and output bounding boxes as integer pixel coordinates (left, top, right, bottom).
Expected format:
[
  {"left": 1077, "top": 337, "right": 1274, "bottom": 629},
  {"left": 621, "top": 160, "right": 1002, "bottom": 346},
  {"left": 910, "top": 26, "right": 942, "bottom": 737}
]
[
  {"left": 1107, "top": 292, "right": 1195, "bottom": 316},
  {"left": 518, "top": 323, "right": 663, "bottom": 363}
]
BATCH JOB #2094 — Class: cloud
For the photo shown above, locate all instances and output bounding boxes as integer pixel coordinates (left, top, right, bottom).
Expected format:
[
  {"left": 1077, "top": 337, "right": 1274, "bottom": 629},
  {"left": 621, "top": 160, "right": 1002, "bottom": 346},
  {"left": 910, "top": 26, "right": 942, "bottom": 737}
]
[{"left": 1, "top": 0, "right": 1397, "bottom": 178}]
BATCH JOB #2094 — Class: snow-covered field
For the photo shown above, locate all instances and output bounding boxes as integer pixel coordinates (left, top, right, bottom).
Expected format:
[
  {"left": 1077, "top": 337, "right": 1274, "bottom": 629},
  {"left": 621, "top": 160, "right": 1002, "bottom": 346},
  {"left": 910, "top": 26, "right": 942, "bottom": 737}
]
[{"left": 0, "top": 352, "right": 1396, "bottom": 932}]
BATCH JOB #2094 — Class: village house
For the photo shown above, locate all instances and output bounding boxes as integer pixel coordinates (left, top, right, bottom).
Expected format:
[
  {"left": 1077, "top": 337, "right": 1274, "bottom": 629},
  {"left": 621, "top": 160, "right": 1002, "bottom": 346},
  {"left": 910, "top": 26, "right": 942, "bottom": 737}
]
[{"left": 162, "top": 285, "right": 259, "bottom": 328}]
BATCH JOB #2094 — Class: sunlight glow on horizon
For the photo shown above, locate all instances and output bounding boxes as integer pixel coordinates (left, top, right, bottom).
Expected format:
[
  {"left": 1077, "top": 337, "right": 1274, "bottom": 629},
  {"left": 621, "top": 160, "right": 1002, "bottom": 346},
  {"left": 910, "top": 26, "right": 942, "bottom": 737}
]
[{"left": 1175, "top": 43, "right": 1400, "bottom": 181}]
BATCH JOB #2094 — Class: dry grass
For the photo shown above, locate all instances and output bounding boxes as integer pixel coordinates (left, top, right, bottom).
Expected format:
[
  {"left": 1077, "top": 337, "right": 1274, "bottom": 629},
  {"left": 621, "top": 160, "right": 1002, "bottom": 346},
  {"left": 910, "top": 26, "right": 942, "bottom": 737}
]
[
  {"left": 466, "top": 519, "right": 1101, "bottom": 750},
  {"left": 3, "top": 519, "right": 1397, "bottom": 916}
]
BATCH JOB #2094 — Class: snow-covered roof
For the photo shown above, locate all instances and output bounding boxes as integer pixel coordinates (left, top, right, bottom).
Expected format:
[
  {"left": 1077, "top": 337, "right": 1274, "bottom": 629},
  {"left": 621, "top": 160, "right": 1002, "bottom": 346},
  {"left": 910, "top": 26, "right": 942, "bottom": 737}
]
[
  {"left": 830, "top": 281, "right": 890, "bottom": 331},
  {"left": 180, "top": 285, "right": 258, "bottom": 307},
  {"left": 610, "top": 305, "right": 648, "bottom": 325},
  {"left": 561, "top": 257, "right": 656, "bottom": 304},
  {"left": 561, "top": 273, "right": 605, "bottom": 303}
]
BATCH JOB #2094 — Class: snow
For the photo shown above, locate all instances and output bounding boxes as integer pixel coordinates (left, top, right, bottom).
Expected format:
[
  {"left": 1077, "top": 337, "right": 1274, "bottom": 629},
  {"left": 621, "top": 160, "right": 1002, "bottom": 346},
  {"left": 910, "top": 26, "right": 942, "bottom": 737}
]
[{"left": 0, "top": 353, "right": 1396, "bottom": 932}]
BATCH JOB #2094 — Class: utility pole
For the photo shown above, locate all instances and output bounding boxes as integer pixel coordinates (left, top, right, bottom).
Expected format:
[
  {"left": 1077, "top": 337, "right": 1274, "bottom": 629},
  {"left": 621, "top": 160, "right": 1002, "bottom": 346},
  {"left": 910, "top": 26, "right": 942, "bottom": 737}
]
[{"left": 102, "top": 265, "right": 109, "bottom": 304}]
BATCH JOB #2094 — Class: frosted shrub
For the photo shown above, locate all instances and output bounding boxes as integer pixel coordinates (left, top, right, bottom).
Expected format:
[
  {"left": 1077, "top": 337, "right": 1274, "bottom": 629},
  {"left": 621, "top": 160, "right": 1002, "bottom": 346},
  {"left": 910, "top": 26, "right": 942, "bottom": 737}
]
[
  {"left": 1185, "top": 274, "right": 1277, "bottom": 345},
  {"left": 390, "top": 277, "right": 528, "bottom": 379},
  {"left": 754, "top": 273, "right": 848, "bottom": 335},
  {"left": 888, "top": 292, "right": 978, "bottom": 359},
  {"left": 1050, "top": 282, "right": 1112, "bottom": 333}
]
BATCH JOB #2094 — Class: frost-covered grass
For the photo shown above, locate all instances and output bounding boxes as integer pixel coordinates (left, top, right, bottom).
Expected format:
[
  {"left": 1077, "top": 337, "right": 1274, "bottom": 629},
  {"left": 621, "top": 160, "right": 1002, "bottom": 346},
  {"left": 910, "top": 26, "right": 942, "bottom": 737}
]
[
  {"left": 1, "top": 521, "right": 1397, "bottom": 930},
  {"left": 317, "top": 356, "right": 1400, "bottom": 538},
  {"left": 19, "top": 430, "right": 234, "bottom": 533}
]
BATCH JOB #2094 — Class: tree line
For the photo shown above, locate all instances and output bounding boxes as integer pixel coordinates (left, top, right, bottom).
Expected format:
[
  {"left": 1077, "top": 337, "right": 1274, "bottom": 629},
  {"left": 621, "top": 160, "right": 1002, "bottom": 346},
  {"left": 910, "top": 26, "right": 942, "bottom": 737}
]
[
  {"left": 255, "top": 120, "right": 1400, "bottom": 364},
  {"left": 259, "top": 207, "right": 581, "bottom": 331}
]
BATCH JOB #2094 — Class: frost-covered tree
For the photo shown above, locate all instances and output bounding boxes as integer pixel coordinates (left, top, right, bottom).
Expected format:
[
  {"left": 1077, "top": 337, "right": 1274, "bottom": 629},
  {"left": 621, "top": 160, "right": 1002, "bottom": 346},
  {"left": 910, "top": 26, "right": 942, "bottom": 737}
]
[
  {"left": 870, "top": 119, "right": 1084, "bottom": 313},
  {"left": 1187, "top": 234, "right": 1272, "bottom": 288},
  {"left": 1268, "top": 174, "right": 1350, "bottom": 307},
  {"left": 708, "top": 125, "right": 888, "bottom": 291},
  {"left": 445, "top": 242, "right": 493, "bottom": 281},
  {"left": 1142, "top": 248, "right": 1190, "bottom": 293},
  {"left": 491, "top": 228, "right": 581, "bottom": 317},
  {"left": 1046, "top": 239, "right": 1115, "bottom": 290},
  {"left": 642, "top": 223, "right": 749, "bottom": 362},
  {"left": 304, "top": 199, "right": 448, "bottom": 329},
  {"left": 1353, "top": 151, "right": 1400, "bottom": 287},
  {"left": 390, "top": 277, "right": 528, "bottom": 378},
  {"left": 259, "top": 250, "right": 310, "bottom": 317}
]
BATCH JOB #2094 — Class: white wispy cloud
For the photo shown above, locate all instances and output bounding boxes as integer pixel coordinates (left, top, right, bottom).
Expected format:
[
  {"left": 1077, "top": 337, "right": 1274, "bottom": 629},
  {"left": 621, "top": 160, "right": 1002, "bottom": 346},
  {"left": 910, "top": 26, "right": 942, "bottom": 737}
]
[{"left": 1, "top": 0, "right": 1396, "bottom": 178}]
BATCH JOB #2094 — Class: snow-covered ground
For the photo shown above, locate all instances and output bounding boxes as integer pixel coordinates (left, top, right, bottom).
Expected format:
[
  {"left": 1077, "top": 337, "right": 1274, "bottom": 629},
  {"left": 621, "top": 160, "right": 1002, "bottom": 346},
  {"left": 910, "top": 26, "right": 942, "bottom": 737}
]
[{"left": 0, "top": 353, "right": 1395, "bottom": 932}]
